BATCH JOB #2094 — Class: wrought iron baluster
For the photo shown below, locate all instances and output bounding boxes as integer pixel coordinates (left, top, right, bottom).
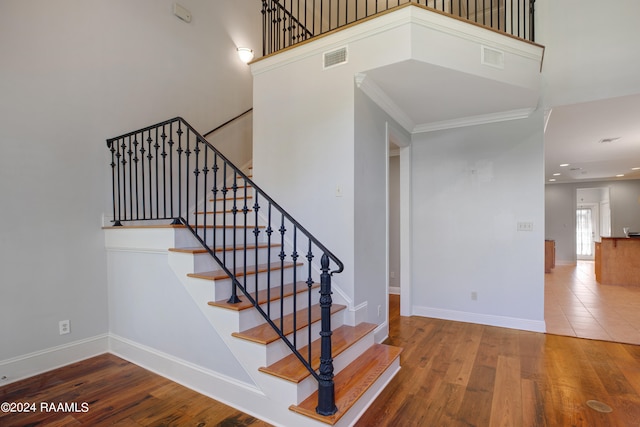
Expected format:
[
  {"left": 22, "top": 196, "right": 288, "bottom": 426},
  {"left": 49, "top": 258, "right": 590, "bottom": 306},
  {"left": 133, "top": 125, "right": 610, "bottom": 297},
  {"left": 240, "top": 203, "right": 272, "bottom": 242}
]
[
  {"left": 253, "top": 192, "right": 261, "bottom": 303},
  {"left": 266, "top": 203, "right": 273, "bottom": 317},
  {"left": 168, "top": 122, "right": 175, "bottom": 221},
  {"left": 194, "top": 137, "right": 201, "bottom": 233},
  {"left": 202, "top": 145, "right": 209, "bottom": 245},
  {"left": 132, "top": 135, "right": 140, "bottom": 220},
  {"left": 279, "top": 214, "right": 286, "bottom": 332},
  {"left": 126, "top": 136, "right": 133, "bottom": 220},
  {"left": 176, "top": 123, "right": 183, "bottom": 221},
  {"left": 212, "top": 154, "right": 219, "bottom": 248},
  {"left": 185, "top": 130, "right": 191, "bottom": 226},
  {"left": 306, "top": 240, "right": 314, "bottom": 367},
  {"left": 140, "top": 132, "right": 146, "bottom": 219},
  {"left": 291, "top": 227, "right": 298, "bottom": 348}
]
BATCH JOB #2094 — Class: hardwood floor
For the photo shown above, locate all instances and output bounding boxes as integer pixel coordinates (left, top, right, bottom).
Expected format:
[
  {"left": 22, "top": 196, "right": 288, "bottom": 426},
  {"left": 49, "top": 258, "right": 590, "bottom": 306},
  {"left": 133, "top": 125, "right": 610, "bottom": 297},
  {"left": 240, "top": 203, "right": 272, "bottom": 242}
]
[
  {"left": 3, "top": 293, "right": 640, "bottom": 426},
  {"left": 357, "top": 294, "right": 640, "bottom": 427},
  {"left": 0, "top": 354, "right": 270, "bottom": 427}
]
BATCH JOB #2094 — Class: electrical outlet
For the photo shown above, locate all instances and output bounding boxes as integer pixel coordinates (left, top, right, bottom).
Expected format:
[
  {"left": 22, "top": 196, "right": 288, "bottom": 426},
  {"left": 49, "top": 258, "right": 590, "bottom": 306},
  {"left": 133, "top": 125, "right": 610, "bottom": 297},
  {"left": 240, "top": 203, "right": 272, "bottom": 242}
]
[
  {"left": 471, "top": 291, "right": 478, "bottom": 301},
  {"left": 335, "top": 184, "right": 343, "bottom": 197},
  {"left": 59, "top": 320, "right": 70, "bottom": 335}
]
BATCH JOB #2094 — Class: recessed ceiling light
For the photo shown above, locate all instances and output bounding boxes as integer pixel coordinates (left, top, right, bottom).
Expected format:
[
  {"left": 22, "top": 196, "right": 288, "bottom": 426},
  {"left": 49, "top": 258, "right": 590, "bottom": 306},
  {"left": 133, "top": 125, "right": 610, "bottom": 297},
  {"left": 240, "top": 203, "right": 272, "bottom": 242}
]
[
  {"left": 560, "top": 163, "right": 569, "bottom": 167},
  {"left": 616, "top": 174, "right": 625, "bottom": 177},
  {"left": 553, "top": 173, "right": 561, "bottom": 176},
  {"left": 632, "top": 167, "right": 640, "bottom": 171},
  {"left": 549, "top": 178, "right": 556, "bottom": 182}
]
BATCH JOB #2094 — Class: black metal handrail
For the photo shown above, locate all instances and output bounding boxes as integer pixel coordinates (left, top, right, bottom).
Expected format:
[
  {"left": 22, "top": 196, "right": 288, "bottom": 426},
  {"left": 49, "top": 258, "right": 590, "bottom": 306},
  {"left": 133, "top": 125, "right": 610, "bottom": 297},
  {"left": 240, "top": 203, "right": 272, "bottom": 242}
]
[
  {"left": 262, "top": 0, "right": 536, "bottom": 55},
  {"left": 202, "top": 108, "right": 253, "bottom": 139},
  {"left": 106, "top": 116, "right": 343, "bottom": 415}
]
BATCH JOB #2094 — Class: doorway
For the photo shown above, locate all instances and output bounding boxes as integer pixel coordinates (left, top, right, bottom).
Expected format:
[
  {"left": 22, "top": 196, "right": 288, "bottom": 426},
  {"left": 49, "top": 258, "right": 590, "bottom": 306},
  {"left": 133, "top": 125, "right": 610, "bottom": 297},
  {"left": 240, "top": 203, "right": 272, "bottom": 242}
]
[
  {"left": 576, "top": 187, "right": 611, "bottom": 260},
  {"left": 386, "top": 123, "right": 411, "bottom": 317}
]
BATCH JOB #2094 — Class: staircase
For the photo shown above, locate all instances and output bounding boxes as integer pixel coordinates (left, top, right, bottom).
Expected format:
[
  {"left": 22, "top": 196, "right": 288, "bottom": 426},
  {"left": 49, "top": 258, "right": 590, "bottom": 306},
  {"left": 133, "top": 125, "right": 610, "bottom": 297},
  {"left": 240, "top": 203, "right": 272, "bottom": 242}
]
[{"left": 104, "top": 118, "right": 402, "bottom": 426}]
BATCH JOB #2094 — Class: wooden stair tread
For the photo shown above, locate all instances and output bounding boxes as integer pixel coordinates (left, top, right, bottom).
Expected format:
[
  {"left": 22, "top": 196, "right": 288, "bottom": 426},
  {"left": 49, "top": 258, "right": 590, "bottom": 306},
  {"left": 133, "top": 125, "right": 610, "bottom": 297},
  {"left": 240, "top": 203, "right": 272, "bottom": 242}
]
[
  {"left": 289, "top": 344, "right": 403, "bottom": 425},
  {"left": 168, "top": 243, "right": 277, "bottom": 254},
  {"left": 187, "top": 261, "right": 301, "bottom": 281},
  {"left": 259, "top": 323, "right": 376, "bottom": 383},
  {"left": 232, "top": 303, "right": 346, "bottom": 345},
  {"left": 208, "top": 282, "right": 319, "bottom": 311}
]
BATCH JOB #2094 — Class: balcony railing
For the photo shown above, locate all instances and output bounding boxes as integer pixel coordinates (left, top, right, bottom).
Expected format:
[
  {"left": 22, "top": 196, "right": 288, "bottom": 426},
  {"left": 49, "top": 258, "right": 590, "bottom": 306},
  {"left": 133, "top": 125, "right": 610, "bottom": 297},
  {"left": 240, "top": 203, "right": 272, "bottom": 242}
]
[{"left": 262, "top": 0, "right": 535, "bottom": 55}]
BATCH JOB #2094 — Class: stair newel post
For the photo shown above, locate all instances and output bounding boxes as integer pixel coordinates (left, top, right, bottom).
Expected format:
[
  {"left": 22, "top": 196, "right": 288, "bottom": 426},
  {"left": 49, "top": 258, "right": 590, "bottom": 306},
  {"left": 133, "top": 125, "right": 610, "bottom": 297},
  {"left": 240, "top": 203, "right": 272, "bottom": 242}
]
[{"left": 316, "top": 253, "right": 337, "bottom": 416}]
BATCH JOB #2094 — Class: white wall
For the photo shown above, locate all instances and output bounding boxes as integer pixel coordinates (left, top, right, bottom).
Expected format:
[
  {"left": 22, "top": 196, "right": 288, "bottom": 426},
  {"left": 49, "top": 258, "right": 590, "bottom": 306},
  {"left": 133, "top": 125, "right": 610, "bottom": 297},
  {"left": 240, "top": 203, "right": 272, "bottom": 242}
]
[
  {"left": 107, "top": 250, "right": 253, "bottom": 382},
  {"left": 0, "top": 0, "right": 260, "bottom": 379},
  {"left": 353, "top": 89, "right": 398, "bottom": 332},
  {"left": 410, "top": 112, "right": 546, "bottom": 330},
  {"left": 252, "top": 6, "right": 544, "bottom": 332},
  {"left": 537, "top": 0, "right": 640, "bottom": 107}
]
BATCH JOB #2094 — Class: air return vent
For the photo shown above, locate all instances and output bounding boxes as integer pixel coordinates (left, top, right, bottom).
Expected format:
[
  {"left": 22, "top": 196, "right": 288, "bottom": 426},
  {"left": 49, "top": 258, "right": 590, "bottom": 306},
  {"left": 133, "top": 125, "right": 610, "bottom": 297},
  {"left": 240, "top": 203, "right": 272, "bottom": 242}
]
[
  {"left": 481, "top": 46, "right": 504, "bottom": 69},
  {"left": 323, "top": 46, "right": 348, "bottom": 69}
]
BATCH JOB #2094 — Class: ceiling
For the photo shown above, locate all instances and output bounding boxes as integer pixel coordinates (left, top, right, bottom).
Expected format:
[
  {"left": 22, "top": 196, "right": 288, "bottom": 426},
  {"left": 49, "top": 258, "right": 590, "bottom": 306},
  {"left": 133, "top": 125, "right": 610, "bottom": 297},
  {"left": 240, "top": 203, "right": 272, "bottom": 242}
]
[
  {"left": 364, "top": 60, "right": 538, "bottom": 129},
  {"left": 364, "top": 62, "right": 640, "bottom": 185},
  {"left": 544, "top": 93, "right": 640, "bottom": 184}
]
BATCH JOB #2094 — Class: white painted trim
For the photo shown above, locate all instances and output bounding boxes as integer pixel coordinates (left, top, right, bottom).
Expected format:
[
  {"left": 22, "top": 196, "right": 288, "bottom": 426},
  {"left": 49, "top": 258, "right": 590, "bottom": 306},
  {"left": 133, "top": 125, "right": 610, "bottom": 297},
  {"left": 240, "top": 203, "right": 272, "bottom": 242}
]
[
  {"left": 0, "top": 334, "right": 109, "bottom": 385},
  {"left": 413, "top": 107, "right": 536, "bottom": 134},
  {"left": 374, "top": 321, "right": 389, "bottom": 344},
  {"left": 399, "top": 144, "right": 412, "bottom": 317},
  {"left": 411, "top": 306, "right": 546, "bottom": 333},
  {"left": 388, "top": 286, "right": 401, "bottom": 295},
  {"left": 345, "top": 301, "right": 368, "bottom": 327},
  {"left": 356, "top": 74, "right": 415, "bottom": 133},
  {"left": 252, "top": 5, "right": 542, "bottom": 76},
  {"left": 107, "top": 334, "right": 281, "bottom": 424}
]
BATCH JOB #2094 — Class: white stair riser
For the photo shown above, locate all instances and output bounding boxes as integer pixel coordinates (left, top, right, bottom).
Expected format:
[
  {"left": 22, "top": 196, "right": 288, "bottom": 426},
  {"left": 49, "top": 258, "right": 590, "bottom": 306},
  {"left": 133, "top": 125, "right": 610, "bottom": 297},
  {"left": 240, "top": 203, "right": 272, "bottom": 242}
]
[
  {"left": 262, "top": 309, "right": 346, "bottom": 366},
  {"left": 190, "top": 247, "right": 281, "bottom": 273},
  {"left": 209, "top": 266, "right": 309, "bottom": 302},
  {"left": 237, "top": 288, "right": 321, "bottom": 331},
  {"left": 190, "top": 227, "right": 268, "bottom": 245},
  {"left": 194, "top": 211, "right": 258, "bottom": 225}
]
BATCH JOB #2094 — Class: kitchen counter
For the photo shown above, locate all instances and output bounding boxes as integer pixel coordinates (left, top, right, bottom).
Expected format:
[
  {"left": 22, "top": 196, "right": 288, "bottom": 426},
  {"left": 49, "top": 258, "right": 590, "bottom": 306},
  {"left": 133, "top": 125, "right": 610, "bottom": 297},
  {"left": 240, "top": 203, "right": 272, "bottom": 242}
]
[{"left": 595, "top": 237, "right": 640, "bottom": 286}]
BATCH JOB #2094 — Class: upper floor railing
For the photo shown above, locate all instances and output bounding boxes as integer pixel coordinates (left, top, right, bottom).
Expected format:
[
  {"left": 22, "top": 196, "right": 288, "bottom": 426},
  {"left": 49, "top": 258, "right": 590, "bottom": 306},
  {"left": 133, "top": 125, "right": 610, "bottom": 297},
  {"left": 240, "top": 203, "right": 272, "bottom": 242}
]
[{"left": 262, "top": 0, "right": 535, "bottom": 55}]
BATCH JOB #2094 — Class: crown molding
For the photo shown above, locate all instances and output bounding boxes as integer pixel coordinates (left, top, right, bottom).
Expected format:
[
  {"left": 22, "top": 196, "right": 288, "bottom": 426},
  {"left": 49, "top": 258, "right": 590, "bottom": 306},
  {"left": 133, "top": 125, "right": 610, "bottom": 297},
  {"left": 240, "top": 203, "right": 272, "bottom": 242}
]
[
  {"left": 413, "top": 107, "right": 536, "bottom": 134},
  {"left": 355, "top": 73, "right": 415, "bottom": 133}
]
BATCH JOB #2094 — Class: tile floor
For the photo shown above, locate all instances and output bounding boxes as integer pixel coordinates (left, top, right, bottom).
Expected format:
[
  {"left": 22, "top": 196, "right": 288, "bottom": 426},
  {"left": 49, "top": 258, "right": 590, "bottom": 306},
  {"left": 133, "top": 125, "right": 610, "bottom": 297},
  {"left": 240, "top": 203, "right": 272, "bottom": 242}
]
[{"left": 545, "top": 260, "right": 640, "bottom": 345}]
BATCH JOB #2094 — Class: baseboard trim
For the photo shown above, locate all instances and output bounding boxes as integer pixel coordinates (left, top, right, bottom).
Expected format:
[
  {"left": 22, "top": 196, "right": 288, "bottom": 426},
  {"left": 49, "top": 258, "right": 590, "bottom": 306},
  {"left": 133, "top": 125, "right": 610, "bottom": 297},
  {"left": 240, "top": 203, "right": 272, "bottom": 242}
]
[
  {"left": 388, "top": 286, "right": 401, "bottom": 295},
  {"left": 107, "top": 334, "right": 278, "bottom": 424},
  {"left": 412, "top": 306, "right": 546, "bottom": 333},
  {"left": 0, "top": 334, "right": 109, "bottom": 385}
]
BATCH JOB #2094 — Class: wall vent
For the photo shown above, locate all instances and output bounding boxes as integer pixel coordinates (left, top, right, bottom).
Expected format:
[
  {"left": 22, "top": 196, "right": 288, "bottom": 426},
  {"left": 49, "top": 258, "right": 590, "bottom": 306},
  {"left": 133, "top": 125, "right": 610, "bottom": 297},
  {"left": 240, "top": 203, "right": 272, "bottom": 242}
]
[
  {"left": 481, "top": 46, "right": 504, "bottom": 69},
  {"left": 324, "top": 47, "right": 348, "bottom": 69}
]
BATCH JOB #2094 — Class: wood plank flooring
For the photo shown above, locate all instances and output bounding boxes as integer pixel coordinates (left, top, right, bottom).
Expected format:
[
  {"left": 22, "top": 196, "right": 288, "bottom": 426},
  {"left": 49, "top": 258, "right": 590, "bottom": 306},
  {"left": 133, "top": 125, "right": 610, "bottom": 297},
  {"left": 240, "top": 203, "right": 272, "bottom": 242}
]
[
  {"left": 0, "top": 354, "right": 270, "bottom": 427},
  {"left": 2, "top": 295, "right": 640, "bottom": 426},
  {"left": 356, "top": 295, "right": 640, "bottom": 427}
]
